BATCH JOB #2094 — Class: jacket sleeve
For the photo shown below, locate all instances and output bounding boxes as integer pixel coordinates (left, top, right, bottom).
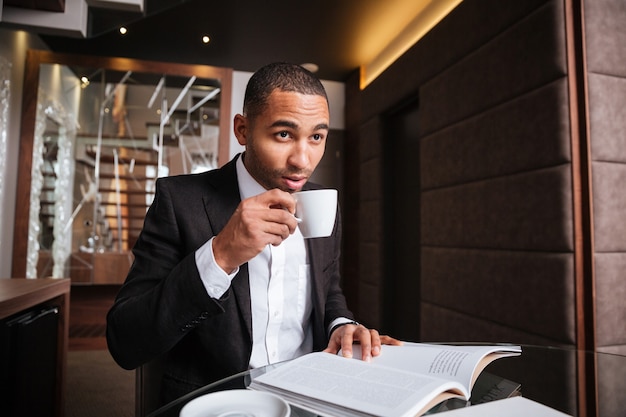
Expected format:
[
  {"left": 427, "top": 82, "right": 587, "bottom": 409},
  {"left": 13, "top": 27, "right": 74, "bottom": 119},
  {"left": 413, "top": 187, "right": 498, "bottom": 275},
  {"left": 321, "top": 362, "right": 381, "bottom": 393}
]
[{"left": 106, "top": 177, "right": 223, "bottom": 370}]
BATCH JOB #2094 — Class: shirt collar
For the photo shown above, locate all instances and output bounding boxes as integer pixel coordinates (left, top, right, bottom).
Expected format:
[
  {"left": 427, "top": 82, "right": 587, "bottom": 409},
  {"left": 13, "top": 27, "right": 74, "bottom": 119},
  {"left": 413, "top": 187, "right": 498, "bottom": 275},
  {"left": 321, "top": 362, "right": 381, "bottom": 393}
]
[{"left": 236, "top": 153, "right": 267, "bottom": 200}]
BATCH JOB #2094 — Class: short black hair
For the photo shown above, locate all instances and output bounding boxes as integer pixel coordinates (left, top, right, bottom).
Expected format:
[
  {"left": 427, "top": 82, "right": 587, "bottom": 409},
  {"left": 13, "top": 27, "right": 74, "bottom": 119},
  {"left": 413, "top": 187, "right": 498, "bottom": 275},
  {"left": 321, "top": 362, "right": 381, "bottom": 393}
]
[{"left": 243, "top": 62, "right": 328, "bottom": 119}]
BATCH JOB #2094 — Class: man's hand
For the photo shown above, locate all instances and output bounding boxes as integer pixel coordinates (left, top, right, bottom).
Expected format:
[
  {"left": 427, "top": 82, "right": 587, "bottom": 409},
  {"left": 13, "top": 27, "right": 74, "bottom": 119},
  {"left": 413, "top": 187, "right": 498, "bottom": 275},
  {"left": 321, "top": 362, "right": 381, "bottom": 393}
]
[
  {"left": 213, "top": 189, "right": 299, "bottom": 273},
  {"left": 323, "top": 324, "right": 403, "bottom": 362}
]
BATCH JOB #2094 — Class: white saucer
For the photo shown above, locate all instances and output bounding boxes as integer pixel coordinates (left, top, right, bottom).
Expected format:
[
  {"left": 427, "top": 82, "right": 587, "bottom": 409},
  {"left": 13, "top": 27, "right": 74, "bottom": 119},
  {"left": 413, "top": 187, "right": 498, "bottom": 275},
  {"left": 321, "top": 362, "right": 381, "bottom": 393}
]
[{"left": 179, "top": 389, "right": 290, "bottom": 417}]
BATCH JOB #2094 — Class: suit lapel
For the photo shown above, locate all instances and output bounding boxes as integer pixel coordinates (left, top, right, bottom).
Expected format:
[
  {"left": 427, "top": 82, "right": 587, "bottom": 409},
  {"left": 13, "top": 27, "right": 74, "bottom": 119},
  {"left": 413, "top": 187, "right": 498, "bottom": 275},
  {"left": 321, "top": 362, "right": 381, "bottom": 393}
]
[
  {"left": 306, "top": 236, "right": 328, "bottom": 347},
  {"left": 201, "top": 157, "right": 241, "bottom": 235},
  {"left": 301, "top": 183, "right": 325, "bottom": 330}
]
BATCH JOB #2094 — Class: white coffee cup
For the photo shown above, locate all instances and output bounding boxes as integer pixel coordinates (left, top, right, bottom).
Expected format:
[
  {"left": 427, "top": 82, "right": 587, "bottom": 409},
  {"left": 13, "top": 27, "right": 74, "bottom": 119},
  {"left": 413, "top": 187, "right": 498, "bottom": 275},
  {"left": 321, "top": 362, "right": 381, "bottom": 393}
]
[{"left": 294, "top": 189, "right": 337, "bottom": 239}]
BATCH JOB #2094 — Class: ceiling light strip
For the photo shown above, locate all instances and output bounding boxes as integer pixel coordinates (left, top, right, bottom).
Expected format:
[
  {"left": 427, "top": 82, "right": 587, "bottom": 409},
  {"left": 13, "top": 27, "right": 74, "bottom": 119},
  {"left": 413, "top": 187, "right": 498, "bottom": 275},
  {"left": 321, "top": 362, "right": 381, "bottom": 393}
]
[{"left": 360, "top": 0, "right": 463, "bottom": 89}]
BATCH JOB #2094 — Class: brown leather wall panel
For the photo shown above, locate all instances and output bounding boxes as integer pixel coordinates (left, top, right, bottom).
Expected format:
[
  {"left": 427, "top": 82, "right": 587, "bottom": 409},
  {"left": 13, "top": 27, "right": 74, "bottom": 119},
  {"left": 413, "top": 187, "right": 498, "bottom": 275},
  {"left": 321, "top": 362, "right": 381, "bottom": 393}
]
[
  {"left": 414, "top": 0, "right": 575, "bottom": 345},
  {"left": 584, "top": 0, "right": 626, "bottom": 78},
  {"left": 596, "top": 350, "right": 626, "bottom": 416},
  {"left": 421, "top": 248, "right": 575, "bottom": 343},
  {"left": 594, "top": 253, "right": 626, "bottom": 346},
  {"left": 421, "top": 80, "right": 571, "bottom": 190},
  {"left": 588, "top": 75, "right": 626, "bottom": 164},
  {"left": 584, "top": 0, "right": 626, "bottom": 351},
  {"left": 592, "top": 162, "right": 626, "bottom": 252},
  {"left": 422, "top": 166, "right": 573, "bottom": 251},
  {"left": 360, "top": 0, "right": 552, "bottom": 120},
  {"left": 417, "top": 4, "right": 567, "bottom": 137},
  {"left": 352, "top": 0, "right": 578, "bottom": 346},
  {"left": 346, "top": 0, "right": 626, "bottom": 413}
]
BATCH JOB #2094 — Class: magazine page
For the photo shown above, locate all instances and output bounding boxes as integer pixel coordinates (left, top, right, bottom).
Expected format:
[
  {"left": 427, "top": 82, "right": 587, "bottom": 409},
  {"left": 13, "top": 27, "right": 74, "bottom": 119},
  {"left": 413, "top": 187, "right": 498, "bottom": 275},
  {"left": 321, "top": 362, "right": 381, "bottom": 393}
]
[
  {"left": 250, "top": 351, "right": 467, "bottom": 417},
  {"left": 348, "top": 343, "right": 522, "bottom": 391}
]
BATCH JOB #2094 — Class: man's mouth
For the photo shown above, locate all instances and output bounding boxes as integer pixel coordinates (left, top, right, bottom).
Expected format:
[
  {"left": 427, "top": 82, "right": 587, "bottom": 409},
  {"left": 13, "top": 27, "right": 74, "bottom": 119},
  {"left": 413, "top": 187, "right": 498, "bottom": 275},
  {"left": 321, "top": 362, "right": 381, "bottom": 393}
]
[{"left": 283, "top": 176, "right": 307, "bottom": 190}]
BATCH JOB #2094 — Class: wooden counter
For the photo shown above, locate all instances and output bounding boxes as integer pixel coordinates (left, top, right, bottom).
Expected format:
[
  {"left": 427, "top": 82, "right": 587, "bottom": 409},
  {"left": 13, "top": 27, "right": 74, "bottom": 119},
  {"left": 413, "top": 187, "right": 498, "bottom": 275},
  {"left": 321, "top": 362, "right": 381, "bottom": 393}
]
[
  {"left": 0, "top": 278, "right": 70, "bottom": 417},
  {"left": 70, "top": 251, "right": 133, "bottom": 284}
]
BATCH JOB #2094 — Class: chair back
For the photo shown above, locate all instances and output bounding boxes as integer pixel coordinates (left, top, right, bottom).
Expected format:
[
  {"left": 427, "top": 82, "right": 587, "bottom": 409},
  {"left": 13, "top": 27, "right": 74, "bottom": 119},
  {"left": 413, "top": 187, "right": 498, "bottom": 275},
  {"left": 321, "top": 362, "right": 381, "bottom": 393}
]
[{"left": 135, "top": 357, "right": 164, "bottom": 417}]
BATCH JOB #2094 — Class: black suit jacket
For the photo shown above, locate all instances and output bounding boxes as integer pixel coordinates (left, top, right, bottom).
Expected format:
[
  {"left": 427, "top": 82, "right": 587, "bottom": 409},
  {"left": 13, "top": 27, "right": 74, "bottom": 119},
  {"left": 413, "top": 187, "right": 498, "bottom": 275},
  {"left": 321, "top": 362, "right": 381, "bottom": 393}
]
[{"left": 106, "top": 155, "right": 353, "bottom": 403}]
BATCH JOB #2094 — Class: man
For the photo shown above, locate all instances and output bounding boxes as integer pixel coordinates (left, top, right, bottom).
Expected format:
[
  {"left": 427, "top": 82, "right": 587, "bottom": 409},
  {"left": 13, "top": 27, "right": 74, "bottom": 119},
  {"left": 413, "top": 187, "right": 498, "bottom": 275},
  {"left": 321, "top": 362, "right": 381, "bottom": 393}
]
[{"left": 106, "top": 62, "right": 400, "bottom": 405}]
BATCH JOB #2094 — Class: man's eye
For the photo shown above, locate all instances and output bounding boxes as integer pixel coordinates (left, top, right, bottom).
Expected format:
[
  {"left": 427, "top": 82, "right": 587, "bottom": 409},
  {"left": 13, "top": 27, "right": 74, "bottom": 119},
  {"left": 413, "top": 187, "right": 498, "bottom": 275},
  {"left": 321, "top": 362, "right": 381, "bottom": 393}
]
[
  {"left": 278, "top": 131, "right": 289, "bottom": 139},
  {"left": 312, "top": 134, "right": 324, "bottom": 141}
]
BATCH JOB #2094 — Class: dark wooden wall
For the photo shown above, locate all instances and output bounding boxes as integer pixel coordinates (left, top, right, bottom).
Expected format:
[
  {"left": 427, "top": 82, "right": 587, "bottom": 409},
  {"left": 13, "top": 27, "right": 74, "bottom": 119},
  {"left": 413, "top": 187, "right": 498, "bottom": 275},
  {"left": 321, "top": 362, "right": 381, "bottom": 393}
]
[
  {"left": 343, "top": 1, "right": 626, "bottom": 414},
  {"left": 583, "top": 1, "right": 626, "bottom": 416},
  {"left": 346, "top": 0, "right": 574, "bottom": 344}
]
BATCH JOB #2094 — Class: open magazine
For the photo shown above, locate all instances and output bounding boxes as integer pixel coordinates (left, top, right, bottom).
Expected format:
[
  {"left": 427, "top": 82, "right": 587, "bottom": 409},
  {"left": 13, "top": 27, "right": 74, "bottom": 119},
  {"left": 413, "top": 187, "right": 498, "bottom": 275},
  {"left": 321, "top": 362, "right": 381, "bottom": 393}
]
[{"left": 249, "top": 343, "right": 522, "bottom": 417}]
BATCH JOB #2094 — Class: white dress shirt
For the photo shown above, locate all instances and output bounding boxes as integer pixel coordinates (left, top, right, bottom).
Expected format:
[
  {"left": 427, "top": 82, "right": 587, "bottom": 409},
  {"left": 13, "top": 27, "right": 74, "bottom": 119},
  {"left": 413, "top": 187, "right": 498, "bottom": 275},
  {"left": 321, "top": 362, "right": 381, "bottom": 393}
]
[{"left": 195, "top": 156, "right": 313, "bottom": 367}]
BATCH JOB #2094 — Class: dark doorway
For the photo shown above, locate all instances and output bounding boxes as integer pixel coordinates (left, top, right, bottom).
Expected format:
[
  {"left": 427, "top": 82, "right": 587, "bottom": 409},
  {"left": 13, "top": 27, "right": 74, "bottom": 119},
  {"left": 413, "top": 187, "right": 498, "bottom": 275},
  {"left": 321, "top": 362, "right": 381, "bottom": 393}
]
[{"left": 382, "top": 95, "right": 421, "bottom": 341}]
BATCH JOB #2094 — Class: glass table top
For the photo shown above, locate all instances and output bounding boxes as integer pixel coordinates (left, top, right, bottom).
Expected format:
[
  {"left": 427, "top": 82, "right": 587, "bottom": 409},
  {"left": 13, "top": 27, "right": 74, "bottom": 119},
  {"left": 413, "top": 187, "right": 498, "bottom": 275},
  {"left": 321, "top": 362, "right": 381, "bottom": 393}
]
[{"left": 147, "top": 344, "right": 626, "bottom": 417}]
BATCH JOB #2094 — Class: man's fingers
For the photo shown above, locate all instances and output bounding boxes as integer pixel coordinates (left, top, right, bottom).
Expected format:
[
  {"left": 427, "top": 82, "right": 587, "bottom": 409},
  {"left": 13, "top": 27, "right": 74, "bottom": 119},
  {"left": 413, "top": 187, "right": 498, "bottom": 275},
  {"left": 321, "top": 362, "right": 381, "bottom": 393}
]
[
  {"left": 237, "top": 192, "right": 299, "bottom": 243},
  {"left": 338, "top": 324, "right": 375, "bottom": 362},
  {"left": 265, "top": 209, "right": 299, "bottom": 235},
  {"left": 247, "top": 191, "right": 299, "bottom": 237},
  {"left": 370, "top": 330, "right": 382, "bottom": 357},
  {"left": 213, "top": 190, "right": 299, "bottom": 271},
  {"left": 325, "top": 325, "right": 404, "bottom": 363},
  {"left": 340, "top": 327, "right": 355, "bottom": 358},
  {"left": 258, "top": 188, "right": 296, "bottom": 214},
  {"left": 380, "top": 335, "right": 404, "bottom": 346},
  {"left": 354, "top": 327, "right": 375, "bottom": 362}
]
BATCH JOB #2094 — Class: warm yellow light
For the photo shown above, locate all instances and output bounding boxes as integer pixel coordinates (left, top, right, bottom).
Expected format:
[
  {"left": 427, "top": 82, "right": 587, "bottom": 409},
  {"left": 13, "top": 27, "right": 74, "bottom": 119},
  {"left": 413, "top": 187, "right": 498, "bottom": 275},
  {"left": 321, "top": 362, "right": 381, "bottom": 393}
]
[
  {"left": 202, "top": 35, "right": 210, "bottom": 44},
  {"left": 360, "top": 0, "right": 463, "bottom": 89},
  {"left": 119, "top": 27, "right": 128, "bottom": 35}
]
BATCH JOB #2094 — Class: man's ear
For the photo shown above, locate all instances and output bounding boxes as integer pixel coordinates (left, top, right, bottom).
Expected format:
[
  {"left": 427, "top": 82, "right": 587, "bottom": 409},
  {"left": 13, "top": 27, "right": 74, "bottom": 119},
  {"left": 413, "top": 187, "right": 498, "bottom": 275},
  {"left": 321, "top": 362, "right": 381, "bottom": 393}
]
[{"left": 233, "top": 114, "right": 248, "bottom": 146}]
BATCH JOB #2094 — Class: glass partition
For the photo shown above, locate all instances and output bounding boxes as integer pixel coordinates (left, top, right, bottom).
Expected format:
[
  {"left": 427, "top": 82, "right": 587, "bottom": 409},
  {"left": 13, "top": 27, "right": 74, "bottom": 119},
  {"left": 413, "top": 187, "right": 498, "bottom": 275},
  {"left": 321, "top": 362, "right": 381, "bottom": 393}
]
[
  {"left": 13, "top": 50, "right": 232, "bottom": 282},
  {"left": 0, "top": 57, "right": 11, "bottom": 262}
]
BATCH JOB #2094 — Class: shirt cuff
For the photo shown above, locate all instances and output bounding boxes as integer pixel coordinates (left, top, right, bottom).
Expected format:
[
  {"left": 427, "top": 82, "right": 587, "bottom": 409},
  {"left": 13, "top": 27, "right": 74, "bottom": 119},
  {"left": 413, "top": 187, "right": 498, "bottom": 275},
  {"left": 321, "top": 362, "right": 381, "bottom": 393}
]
[
  {"left": 328, "top": 317, "right": 359, "bottom": 337},
  {"left": 195, "top": 237, "right": 239, "bottom": 299}
]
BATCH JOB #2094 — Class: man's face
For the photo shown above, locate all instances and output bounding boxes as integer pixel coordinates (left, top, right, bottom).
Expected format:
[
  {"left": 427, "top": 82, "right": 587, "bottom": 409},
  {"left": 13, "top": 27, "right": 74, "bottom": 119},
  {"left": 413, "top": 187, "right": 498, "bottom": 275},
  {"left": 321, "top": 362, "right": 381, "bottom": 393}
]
[{"left": 234, "top": 90, "right": 329, "bottom": 192}]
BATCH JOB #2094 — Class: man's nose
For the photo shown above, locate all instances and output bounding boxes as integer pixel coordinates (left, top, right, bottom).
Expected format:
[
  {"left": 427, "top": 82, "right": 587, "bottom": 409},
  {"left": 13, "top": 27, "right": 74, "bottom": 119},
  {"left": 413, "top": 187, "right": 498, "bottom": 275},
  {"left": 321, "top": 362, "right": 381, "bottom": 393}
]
[{"left": 288, "top": 141, "right": 309, "bottom": 168}]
